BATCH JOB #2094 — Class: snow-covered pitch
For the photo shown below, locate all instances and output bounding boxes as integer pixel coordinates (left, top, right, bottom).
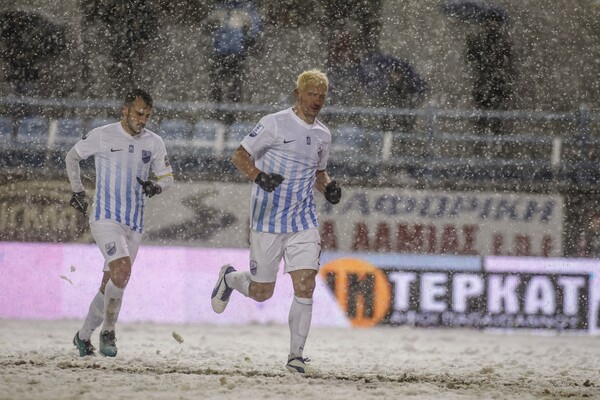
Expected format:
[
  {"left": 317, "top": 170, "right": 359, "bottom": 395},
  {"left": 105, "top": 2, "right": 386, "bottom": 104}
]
[{"left": 0, "top": 319, "right": 597, "bottom": 400}]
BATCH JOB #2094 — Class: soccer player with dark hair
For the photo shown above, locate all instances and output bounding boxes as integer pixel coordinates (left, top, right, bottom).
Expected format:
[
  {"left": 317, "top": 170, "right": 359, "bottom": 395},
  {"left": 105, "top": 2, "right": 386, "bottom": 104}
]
[
  {"left": 65, "top": 88, "right": 174, "bottom": 357},
  {"left": 211, "top": 69, "right": 342, "bottom": 374}
]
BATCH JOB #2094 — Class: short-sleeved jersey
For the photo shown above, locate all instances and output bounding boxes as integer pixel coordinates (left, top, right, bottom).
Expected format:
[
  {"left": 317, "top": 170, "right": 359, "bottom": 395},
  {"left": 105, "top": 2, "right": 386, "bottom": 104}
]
[
  {"left": 241, "top": 107, "right": 331, "bottom": 233},
  {"left": 74, "top": 122, "right": 172, "bottom": 233}
]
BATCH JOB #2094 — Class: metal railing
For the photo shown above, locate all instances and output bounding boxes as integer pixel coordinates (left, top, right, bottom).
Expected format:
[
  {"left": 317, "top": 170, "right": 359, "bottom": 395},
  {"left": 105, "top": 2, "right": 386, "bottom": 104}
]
[{"left": 1, "top": 96, "right": 599, "bottom": 191}]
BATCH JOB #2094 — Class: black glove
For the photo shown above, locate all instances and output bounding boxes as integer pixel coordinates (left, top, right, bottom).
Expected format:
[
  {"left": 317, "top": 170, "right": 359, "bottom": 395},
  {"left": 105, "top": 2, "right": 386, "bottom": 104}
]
[
  {"left": 254, "top": 171, "right": 284, "bottom": 193},
  {"left": 70, "top": 191, "right": 88, "bottom": 216},
  {"left": 324, "top": 181, "right": 342, "bottom": 204},
  {"left": 137, "top": 177, "right": 162, "bottom": 198}
]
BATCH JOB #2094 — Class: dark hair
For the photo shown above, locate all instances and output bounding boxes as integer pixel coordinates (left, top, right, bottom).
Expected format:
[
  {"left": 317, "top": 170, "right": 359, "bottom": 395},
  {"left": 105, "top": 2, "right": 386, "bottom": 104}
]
[{"left": 124, "top": 88, "right": 153, "bottom": 107}]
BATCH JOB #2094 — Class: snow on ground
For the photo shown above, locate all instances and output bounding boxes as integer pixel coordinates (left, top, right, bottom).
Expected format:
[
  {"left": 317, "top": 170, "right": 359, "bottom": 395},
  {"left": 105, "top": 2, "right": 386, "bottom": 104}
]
[{"left": 0, "top": 319, "right": 598, "bottom": 400}]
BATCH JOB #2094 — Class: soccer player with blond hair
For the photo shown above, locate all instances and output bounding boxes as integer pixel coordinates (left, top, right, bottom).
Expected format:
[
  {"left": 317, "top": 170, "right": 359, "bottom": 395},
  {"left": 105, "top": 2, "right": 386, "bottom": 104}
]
[{"left": 211, "top": 69, "right": 342, "bottom": 373}]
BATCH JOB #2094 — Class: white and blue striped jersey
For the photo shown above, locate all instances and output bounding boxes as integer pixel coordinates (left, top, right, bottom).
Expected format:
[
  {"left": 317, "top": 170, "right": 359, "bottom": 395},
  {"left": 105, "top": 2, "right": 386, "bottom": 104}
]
[
  {"left": 241, "top": 108, "right": 331, "bottom": 233},
  {"left": 73, "top": 122, "right": 172, "bottom": 233}
]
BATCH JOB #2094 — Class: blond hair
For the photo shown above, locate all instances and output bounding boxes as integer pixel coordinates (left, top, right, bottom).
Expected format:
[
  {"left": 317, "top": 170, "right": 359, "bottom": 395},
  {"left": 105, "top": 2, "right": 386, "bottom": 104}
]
[{"left": 296, "top": 69, "right": 329, "bottom": 91}]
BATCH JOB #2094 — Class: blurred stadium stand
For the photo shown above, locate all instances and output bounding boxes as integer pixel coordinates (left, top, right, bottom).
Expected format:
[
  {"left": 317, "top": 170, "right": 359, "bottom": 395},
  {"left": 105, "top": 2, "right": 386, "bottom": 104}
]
[
  {"left": 191, "top": 119, "right": 226, "bottom": 157},
  {"left": 15, "top": 116, "right": 49, "bottom": 149},
  {"left": 330, "top": 124, "right": 369, "bottom": 161},
  {"left": 225, "top": 121, "right": 258, "bottom": 152},
  {"left": 51, "top": 117, "right": 84, "bottom": 152},
  {"left": 0, "top": 96, "right": 599, "bottom": 193},
  {"left": 0, "top": 116, "right": 13, "bottom": 145},
  {"left": 0, "top": 0, "right": 598, "bottom": 186}
]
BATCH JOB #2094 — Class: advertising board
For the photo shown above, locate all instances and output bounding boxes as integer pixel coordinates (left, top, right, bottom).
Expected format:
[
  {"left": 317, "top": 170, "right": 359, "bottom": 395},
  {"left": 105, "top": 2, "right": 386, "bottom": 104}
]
[
  {"left": 0, "top": 180, "right": 564, "bottom": 257},
  {"left": 319, "top": 253, "right": 600, "bottom": 333},
  {"left": 0, "top": 242, "right": 348, "bottom": 327},
  {"left": 2, "top": 241, "right": 599, "bottom": 334}
]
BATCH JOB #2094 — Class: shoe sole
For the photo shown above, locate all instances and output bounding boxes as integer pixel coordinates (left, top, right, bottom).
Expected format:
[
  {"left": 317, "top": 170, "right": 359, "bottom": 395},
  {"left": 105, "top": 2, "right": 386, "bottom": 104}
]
[
  {"left": 211, "top": 264, "right": 235, "bottom": 314},
  {"left": 286, "top": 363, "right": 317, "bottom": 374},
  {"left": 99, "top": 348, "right": 117, "bottom": 357}
]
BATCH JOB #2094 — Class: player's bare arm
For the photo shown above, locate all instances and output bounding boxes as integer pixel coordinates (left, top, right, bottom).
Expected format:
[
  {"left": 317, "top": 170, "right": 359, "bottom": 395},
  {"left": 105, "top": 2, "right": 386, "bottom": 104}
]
[
  {"left": 315, "top": 170, "right": 331, "bottom": 194},
  {"left": 232, "top": 145, "right": 283, "bottom": 192},
  {"left": 231, "top": 145, "right": 261, "bottom": 181}
]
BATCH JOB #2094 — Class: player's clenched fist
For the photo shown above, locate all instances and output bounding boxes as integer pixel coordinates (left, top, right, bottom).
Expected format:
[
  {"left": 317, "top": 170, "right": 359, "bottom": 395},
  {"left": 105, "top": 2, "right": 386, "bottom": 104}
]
[
  {"left": 324, "top": 181, "right": 342, "bottom": 204},
  {"left": 137, "top": 177, "right": 162, "bottom": 198},
  {"left": 70, "top": 191, "right": 88, "bottom": 216},
  {"left": 255, "top": 171, "right": 284, "bottom": 192}
]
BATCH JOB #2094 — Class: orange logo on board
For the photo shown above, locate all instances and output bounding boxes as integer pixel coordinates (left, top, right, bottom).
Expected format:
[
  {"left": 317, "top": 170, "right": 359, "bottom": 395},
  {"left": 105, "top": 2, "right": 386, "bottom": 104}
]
[{"left": 320, "top": 258, "right": 391, "bottom": 327}]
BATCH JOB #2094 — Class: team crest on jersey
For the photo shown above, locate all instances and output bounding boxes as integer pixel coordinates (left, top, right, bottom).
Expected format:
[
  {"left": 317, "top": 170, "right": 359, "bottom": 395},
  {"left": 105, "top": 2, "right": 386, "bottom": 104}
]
[
  {"left": 306, "top": 136, "right": 311, "bottom": 145},
  {"left": 105, "top": 242, "right": 117, "bottom": 256},
  {"left": 142, "top": 150, "right": 151, "bottom": 163},
  {"left": 250, "top": 260, "right": 257, "bottom": 275},
  {"left": 129, "top": 144, "right": 134, "bottom": 153},
  {"left": 249, "top": 123, "right": 264, "bottom": 137}
]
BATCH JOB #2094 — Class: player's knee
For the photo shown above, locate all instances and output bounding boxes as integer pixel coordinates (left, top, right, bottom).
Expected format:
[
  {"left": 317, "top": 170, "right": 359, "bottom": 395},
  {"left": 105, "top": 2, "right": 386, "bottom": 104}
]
[
  {"left": 249, "top": 283, "right": 274, "bottom": 302},
  {"left": 254, "top": 293, "right": 272, "bottom": 302},
  {"left": 109, "top": 257, "right": 132, "bottom": 288},
  {"left": 111, "top": 274, "right": 130, "bottom": 289},
  {"left": 294, "top": 284, "right": 315, "bottom": 299},
  {"left": 253, "top": 289, "right": 274, "bottom": 302},
  {"left": 291, "top": 270, "right": 317, "bottom": 298}
]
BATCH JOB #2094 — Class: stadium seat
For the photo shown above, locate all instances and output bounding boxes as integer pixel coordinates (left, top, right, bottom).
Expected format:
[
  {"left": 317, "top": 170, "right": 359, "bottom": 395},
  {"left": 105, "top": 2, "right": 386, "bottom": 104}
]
[
  {"left": 159, "top": 118, "right": 192, "bottom": 160},
  {"left": 331, "top": 124, "right": 368, "bottom": 162},
  {"left": 0, "top": 116, "right": 14, "bottom": 148},
  {"left": 156, "top": 119, "right": 194, "bottom": 167},
  {"left": 160, "top": 118, "right": 192, "bottom": 141},
  {"left": 16, "top": 116, "right": 49, "bottom": 149},
  {"left": 86, "top": 118, "right": 113, "bottom": 132},
  {"left": 191, "top": 119, "right": 226, "bottom": 156},
  {"left": 53, "top": 117, "right": 85, "bottom": 150},
  {"left": 226, "top": 121, "right": 257, "bottom": 150}
]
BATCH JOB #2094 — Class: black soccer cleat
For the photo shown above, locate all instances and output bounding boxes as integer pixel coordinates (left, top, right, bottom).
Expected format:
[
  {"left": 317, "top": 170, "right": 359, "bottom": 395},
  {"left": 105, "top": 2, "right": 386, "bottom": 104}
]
[
  {"left": 73, "top": 332, "right": 95, "bottom": 357},
  {"left": 99, "top": 330, "right": 118, "bottom": 357},
  {"left": 286, "top": 356, "right": 317, "bottom": 374},
  {"left": 211, "top": 264, "right": 236, "bottom": 314}
]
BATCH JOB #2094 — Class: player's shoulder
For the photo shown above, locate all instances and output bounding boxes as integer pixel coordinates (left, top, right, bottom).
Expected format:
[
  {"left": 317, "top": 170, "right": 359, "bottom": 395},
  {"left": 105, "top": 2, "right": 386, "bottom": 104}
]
[
  {"left": 272, "top": 108, "right": 292, "bottom": 117},
  {"left": 143, "top": 128, "right": 169, "bottom": 152},
  {"left": 255, "top": 110, "right": 285, "bottom": 132},
  {"left": 312, "top": 118, "right": 331, "bottom": 137},
  {"left": 138, "top": 127, "right": 165, "bottom": 143},
  {"left": 82, "top": 121, "right": 118, "bottom": 140},
  {"left": 98, "top": 122, "right": 121, "bottom": 131},
  {"left": 267, "top": 107, "right": 307, "bottom": 130},
  {"left": 142, "top": 127, "right": 161, "bottom": 139}
]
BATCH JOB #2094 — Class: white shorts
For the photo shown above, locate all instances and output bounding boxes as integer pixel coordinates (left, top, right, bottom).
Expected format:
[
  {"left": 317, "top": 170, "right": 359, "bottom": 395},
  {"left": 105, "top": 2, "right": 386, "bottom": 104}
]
[
  {"left": 90, "top": 219, "right": 142, "bottom": 272},
  {"left": 249, "top": 228, "right": 321, "bottom": 283}
]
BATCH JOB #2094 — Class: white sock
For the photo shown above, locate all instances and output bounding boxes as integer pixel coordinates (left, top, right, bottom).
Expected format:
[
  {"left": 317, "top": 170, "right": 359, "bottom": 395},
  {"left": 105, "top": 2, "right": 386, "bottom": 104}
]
[
  {"left": 288, "top": 296, "right": 313, "bottom": 358},
  {"left": 78, "top": 290, "right": 105, "bottom": 341},
  {"left": 225, "top": 271, "right": 251, "bottom": 297},
  {"left": 102, "top": 280, "right": 125, "bottom": 332}
]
